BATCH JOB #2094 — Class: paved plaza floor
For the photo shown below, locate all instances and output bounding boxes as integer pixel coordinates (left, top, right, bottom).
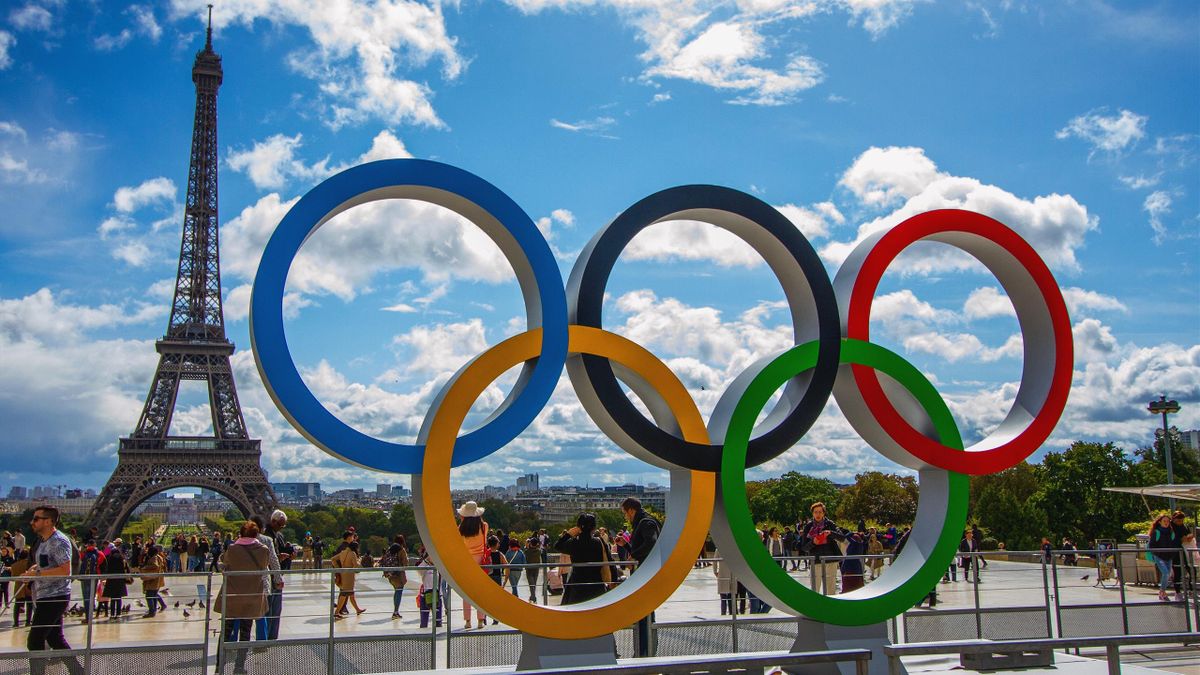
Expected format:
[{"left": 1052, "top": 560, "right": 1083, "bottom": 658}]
[{"left": 0, "top": 559, "right": 1195, "bottom": 672}]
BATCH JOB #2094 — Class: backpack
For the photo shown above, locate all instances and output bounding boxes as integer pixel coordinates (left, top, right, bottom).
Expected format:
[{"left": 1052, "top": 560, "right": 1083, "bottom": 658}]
[{"left": 81, "top": 548, "right": 100, "bottom": 576}]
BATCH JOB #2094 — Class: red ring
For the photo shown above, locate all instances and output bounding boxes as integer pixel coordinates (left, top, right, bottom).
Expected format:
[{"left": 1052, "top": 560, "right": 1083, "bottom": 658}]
[{"left": 845, "top": 209, "right": 1072, "bottom": 475}]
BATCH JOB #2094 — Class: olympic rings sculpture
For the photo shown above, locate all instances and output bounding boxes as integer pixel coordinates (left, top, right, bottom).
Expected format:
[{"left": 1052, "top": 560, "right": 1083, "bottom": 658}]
[{"left": 250, "top": 159, "right": 1072, "bottom": 639}]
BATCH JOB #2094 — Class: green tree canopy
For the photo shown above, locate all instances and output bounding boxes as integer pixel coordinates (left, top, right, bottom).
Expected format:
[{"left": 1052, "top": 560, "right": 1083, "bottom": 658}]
[
  {"left": 747, "top": 471, "right": 841, "bottom": 525},
  {"left": 838, "top": 472, "right": 919, "bottom": 527}
]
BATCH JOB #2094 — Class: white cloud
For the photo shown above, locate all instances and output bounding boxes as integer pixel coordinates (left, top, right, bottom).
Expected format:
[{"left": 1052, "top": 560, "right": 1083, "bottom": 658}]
[
  {"left": 963, "top": 286, "right": 1014, "bottom": 320},
  {"left": 624, "top": 220, "right": 763, "bottom": 268},
  {"left": 0, "top": 151, "right": 48, "bottom": 183},
  {"left": 98, "top": 215, "right": 137, "bottom": 240},
  {"left": 1143, "top": 190, "right": 1172, "bottom": 244},
  {"left": 900, "top": 331, "right": 1022, "bottom": 363},
  {"left": 9, "top": 5, "right": 52, "bottom": 32},
  {"left": 1118, "top": 173, "right": 1161, "bottom": 190},
  {"left": 112, "top": 177, "right": 177, "bottom": 213},
  {"left": 113, "top": 240, "right": 153, "bottom": 266},
  {"left": 1061, "top": 287, "right": 1127, "bottom": 316},
  {"left": 227, "top": 133, "right": 326, "bottom": 190},
  {"left": 94, "top": 30, "right": 134, "bottom": 52},
  {"left": 0, "top": 121, "right": 25, "bottom": 139},
  {"left": 775, "top": 201, "right": 842, "bottom": 239},
  {"left": 0, "top": 288, "right": 159, "bottom": 343},
  {"left": 0, "top": 31, "right": 14, "bottom": 70},
  {"left": 177, "top": 0, "right": 464, "bottom": 129},
  {"left": 506, "top": 1, "right": 918, "bottom": 105},
  {"left": 46, "top": 129, "right": 80, "bottom": 151},
  {"left": 823, "top": 146, "right": 1096, "bottom": 273},
  {"left": 838, "top": 145, "right": 942, "bottom": 207},
  {"left": 227, "top": 130, "right": 413, "bottom": 190},
  {"left": 550, "top": 116, "right": 617, "bottom": 135},
  {"left": 651, "top": 92, "right": 671, "bottom": 103},
  {"left": 391, "top": 319, "right": 490, "bottom": 377},
  {"left": 1056, "top": 108, "right": 1148, "bottom": 155},
  {"left": 130, "top": 5, "right": 162, "bottom": 42}
]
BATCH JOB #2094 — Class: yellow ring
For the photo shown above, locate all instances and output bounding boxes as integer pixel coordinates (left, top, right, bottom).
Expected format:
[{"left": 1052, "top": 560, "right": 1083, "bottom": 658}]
[{"left": 417, "top": 325, "right": 716, "bottom": 639}]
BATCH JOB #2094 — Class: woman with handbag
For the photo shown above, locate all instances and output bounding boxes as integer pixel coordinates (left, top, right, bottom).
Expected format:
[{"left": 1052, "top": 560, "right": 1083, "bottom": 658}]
[
  {"left": 217, "top": 522, "right": 270, "bottom": 674},
  {"left": 555, "top": 513, "right": 609, "bottom": 605},
  {"left": 380, "top": 541, "right": 409, "bottom": 619},
  {"left": 457, "top": 502, "right": 490, "bottom": 629}
]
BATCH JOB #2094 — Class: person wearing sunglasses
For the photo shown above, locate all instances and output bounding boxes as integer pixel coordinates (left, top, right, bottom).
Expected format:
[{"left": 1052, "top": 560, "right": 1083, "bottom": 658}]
[{"left": 21, "top": 506, "right": 83, "bottom": 675}]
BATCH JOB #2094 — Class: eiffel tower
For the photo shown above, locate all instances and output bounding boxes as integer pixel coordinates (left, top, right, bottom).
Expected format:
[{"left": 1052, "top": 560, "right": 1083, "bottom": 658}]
[{"left": 84, "top": 10, "right": 277, "bottom": 541}]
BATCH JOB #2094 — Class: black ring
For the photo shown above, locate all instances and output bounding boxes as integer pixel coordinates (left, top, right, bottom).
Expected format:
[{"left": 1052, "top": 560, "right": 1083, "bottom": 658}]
[{"left": 567, "top": 185, "right": 841, "bottom": 471}]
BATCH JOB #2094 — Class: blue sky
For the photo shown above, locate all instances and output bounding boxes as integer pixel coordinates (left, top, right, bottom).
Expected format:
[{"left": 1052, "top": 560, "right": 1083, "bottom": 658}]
[{"left": 0, "top": 0, "right": 1197, "bottom": 494}]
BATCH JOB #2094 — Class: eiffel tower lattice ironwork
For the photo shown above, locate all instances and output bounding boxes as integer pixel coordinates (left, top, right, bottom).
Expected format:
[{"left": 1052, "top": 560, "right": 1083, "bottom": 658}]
[{"left": 85, "top": 12, "right": 277, "bottom": 540}]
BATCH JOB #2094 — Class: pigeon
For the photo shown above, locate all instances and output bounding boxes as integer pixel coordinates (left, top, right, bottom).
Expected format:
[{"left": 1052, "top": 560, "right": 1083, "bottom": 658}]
[
  {"left": 174, "top": 601, "right": 180, "bottom": 608},
  {"left": 186, "top": 600, "right": 196, "bottom": 608},
  {"left": 1080, "top": 575, "right": 1090, "bottom": 582},
  {"left": 69, "top": 604, "right": 80, "bottom": 613},
  {"left": 136, "top": 600, "right": 144, "bottom": 607},
  {"left": 199, "top": 601, "right": 205, "bottom": 609},
  {"left": 182, "top": 610, "right": 190, "bottom": 619}
]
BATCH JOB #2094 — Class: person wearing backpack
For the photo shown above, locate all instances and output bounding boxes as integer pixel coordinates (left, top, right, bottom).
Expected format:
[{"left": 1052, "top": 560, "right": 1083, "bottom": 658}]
[
  {"left": 101, "top": 545, "right": 130, "bottom": 619},
  {"left": 503, "top": 541, "right": 525, "bottom": 598},
  {"left": 379, "top": 541, "right": 409, "bottom": 619},
  {"left": 77, "top": 540, "right": 105, "bottom": 624}
]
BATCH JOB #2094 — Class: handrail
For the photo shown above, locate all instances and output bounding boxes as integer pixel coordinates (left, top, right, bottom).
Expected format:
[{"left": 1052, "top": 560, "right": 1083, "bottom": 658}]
[
  {"left": 408, "top": 647, "right": 873, "bottom": 675},
  {"left": 883, "top": 632, "right": 1200, "bottom": 675}
]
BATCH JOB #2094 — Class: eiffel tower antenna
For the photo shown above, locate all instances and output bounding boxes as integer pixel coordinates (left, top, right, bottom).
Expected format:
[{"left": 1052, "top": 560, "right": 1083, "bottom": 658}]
[{"left": 84, "top": 23, "right": 277, "bottom": 541}]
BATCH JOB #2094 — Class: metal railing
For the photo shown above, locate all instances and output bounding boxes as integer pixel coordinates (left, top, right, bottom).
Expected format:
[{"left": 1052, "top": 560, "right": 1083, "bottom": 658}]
[{"left": 0, "top": 547, "right": 1195, "bottom": 673}]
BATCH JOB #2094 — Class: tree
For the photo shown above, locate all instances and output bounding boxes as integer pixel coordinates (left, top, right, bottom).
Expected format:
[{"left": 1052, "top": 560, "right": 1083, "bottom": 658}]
[
  {"left": 390, "top": 503, "right": 419, "bottom": 548},
  {"left": 1030, "top": 441, "right": 1144, "bottom": 545},
  {"left": 971, "top": 462, "right": 1045, "bottom": 550},
  {"left": 747, "top": 471, "right": 841, "bottom": 525},
  {"left": 1132, "top": 426, "right": 1200, "bottom": 486},
  {"left": 838, "top": 472, "right": 919, "bottom": 527}
]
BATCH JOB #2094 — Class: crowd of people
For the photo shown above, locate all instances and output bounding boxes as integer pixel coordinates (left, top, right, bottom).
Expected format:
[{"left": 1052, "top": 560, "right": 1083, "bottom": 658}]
[{"left": 6, "top": 499, "right": 1199, "bottom": 672}]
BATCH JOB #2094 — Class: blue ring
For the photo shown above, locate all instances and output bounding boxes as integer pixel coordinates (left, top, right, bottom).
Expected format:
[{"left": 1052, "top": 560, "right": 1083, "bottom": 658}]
[{"left": 249, "top": 159, "right": 568, "bottom": 473}]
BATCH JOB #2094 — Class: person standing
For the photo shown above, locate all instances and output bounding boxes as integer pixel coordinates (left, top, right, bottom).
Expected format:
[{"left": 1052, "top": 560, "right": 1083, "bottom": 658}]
[
  {"left": 1170, "top": 512, "right": 1191, "bottom": 602},
  {"left": 263, "top": 510, "right": 292, "bottom": 639},
  {"left": 555, "top": 514, "right": 608, "bottom": 605},
  {"left": 503, "top": 540, "right": 526, "bottom": 598},
  {"left": 10, "top": 550, "right": 32, "bottom": 628},
  {"left": 312, "top": 535, "right": 325, "bottom": 570},
  {"left": 457, "top": 502, "right": 490, "bottom": 629},
  {"left": 798, "top": 502, "right": 846, "bottom": 595},
  {"left": 331, "top": 541, "right": 366, "bottom": 617},
  {"left": 959, "top": 529, "right": 981, "bottom": 582},
  {"left": 622, "top": 498, "right": 660, "bottom": 656},
  {"left": 866, "top": 531, "right": 884, "bottom": 580},
  {"left": 218, "top": 521, "right": 270, "bottom": 675},
  {"left": 379, "top": 541, "right": 409, "bottom": 619},
  {"left": 140, "top": 545, "right": 168, "bottom": 617},
  {"left": 765, "top": 527, "right": 785, "bottom": 567},
  {"left": 22, "top": 506, "right": 84, "bottom": 675},
  {"left": 1149, "top": 513, "right": 1178, "bottom": 602},
  {"left": 13, "top": 529, "right": 26, "bottom": 557},
  {"left": 101, "top": 545, "right": 130, "bottom": 619},
  {"left": 523, "top": 538, "right": 542, "bottom": 603},
  {"left": 77, "top": 538, "right": 105, "bottom": 623},
  {"left": 247, "top": 515, "right": 282, "bottom": 639},
  {"left": 840, "top": 531, "right": 866, "bottom": 592}
]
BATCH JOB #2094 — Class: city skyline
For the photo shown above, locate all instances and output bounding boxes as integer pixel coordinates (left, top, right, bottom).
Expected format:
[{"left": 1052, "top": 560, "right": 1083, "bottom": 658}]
[{"left": 0, "top": 1, "right": 1197, "bottom": 494}]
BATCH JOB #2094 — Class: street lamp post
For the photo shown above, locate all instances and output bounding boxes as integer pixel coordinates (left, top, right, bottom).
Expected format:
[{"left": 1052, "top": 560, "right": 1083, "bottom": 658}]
[{"left": 1148, "top": 395, "right": 1182, "bottom": 512}]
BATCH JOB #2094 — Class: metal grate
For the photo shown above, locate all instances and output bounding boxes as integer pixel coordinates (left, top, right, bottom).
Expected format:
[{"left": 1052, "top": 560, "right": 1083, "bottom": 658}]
[
  {"left": 1059, "top": 605, "right": 1125, "bottom": 638},
  {"left": 1126, "top": 601, "right": 1189, "bottom": 635},
  {"left": 447, "top": 629, "right": 523, "bottom": 669},
  {"left": 903, "top": 609, "right": 978, "bottom": 643},
  {"left": 654, "top": 621, "right": 735, "bottom": 656},
  {"left": 219, "top": 640, "right": 328, "bottom": 675},
  {"left": 980, "top": 608, "right": 1051, "bottom": 640},
  {"left": 735, "top": 618, "right": 798, "bottom": 653},
  {"left": 333, "top": 636, "right": 433, "bottom": 673}
]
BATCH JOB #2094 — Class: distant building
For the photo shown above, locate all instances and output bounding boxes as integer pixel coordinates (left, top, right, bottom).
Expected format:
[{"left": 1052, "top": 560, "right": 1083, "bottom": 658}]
[
  {"left": 1179, "top": 429, "right": 1200, "bottom": 452},
  {"left": 393, "top": 485, "right": 411, "bottom": 498},
  {"left": 32, "top": 486, "right": 60, "bottom": 499},
  {"left": 516, "top": 473, "right": 540, "bottom": 494},
  {"left": 167, "top": 494, "right": 199, "bottom": 524},
  {"left": 7, "top": 486, "right": 27, "bottom": 500},
  {"left": 376, "top": 483, "right": 392, "bottom": 498},
  {"left": 272, "top": 482, "right": 322, "bottom": 503}
]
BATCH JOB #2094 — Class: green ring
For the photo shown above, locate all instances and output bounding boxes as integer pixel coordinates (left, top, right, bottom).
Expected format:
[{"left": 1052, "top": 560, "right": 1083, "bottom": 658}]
[{"left": 719, "top": 338, "right": 969, "bottom": 625}]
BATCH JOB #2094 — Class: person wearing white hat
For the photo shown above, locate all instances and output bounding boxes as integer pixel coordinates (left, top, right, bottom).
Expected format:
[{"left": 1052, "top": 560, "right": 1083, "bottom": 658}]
[{"left": 457, "top": 502, "right": 490, "bottom": 629}]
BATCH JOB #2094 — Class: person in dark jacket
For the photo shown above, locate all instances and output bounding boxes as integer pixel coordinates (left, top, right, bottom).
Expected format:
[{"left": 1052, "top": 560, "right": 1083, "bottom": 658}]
[
  {"left": 959, "top": 529, "right": 981, "bottom": 582},
  {"left": 840, "top": 531, "right": 866, "bottom": 592},
  {"left": 622, "top": 498, "right": 660, "bottom": 655},
  {"left": 798, "top": 502, "right": 847, "bottom": 596},
  {"left": 1170, "top": 511, "right": 1191, "bottom": 601},
  {"left": 554, "top": 514, "right": 608, "bottom": 605},
  {"left": 622, "top": 498, "right": 660, "bottom": 565},
  {"left": 100, "top": 547, "right": 130, "bottom": 618}
]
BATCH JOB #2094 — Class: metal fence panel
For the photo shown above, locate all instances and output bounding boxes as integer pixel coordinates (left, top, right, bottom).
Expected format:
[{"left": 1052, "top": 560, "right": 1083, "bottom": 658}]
[
  {"left": 1126, "top": 602, "right": 1189, "bottom": 635},
  {"left": 980, "top": 608, "right": 1052, "bottom": 640},
  {"left": 653, "top": 621, "right": 734, "bottom": 657},
  {"left": 447, "top": 629, "right": 524, "bottom": 669},
  {"left": 903, "top": 609, "right": 978, "bottom": 643},
  {"left": 1059, "top": 605, "right": 1127, "bottom": 638},
  {"left": 734, "top": 618, "right": 798, "bottom": 653}
]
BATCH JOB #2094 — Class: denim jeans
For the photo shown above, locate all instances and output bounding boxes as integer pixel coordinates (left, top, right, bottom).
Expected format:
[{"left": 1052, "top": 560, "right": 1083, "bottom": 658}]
[{"left": 1154, "top": 556, "right": 1173, "bottom": 591}]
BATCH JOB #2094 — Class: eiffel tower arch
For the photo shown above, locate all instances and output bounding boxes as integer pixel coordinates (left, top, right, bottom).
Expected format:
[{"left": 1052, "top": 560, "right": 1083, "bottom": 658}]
[{"left": 84, "top": 13, "right": 277, "bottom": 541}]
